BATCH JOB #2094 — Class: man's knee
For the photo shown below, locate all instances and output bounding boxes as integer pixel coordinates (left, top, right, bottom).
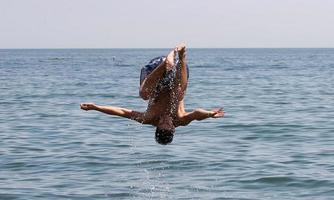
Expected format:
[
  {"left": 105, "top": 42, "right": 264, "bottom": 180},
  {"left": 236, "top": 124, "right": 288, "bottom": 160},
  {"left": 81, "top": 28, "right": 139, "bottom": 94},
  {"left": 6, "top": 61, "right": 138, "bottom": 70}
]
[{"left": 139, "top": 87, "right": 150, "bottom": 100}]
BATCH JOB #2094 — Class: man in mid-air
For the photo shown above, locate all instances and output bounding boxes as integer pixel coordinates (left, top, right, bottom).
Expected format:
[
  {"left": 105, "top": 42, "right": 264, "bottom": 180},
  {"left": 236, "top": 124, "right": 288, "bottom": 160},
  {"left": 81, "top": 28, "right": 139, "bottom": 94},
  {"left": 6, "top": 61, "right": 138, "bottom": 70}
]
[{"left": 80, "top": 43, "right": 224, "bottom": 145}]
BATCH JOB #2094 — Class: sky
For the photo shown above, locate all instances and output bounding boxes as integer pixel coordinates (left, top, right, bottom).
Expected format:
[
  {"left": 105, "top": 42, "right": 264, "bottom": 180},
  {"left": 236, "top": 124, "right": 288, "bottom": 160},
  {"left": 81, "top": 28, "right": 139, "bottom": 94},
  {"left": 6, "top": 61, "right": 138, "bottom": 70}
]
[{"left": 1, "top": 0, "right": 334, "bottom": 48}]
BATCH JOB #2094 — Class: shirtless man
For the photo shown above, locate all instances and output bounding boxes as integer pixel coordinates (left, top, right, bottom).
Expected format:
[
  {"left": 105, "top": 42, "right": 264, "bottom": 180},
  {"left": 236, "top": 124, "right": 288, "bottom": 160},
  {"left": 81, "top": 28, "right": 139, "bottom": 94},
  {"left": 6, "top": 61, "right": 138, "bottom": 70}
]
[{"left": 80, "top": 43, "right": 224, "bottom": 145}]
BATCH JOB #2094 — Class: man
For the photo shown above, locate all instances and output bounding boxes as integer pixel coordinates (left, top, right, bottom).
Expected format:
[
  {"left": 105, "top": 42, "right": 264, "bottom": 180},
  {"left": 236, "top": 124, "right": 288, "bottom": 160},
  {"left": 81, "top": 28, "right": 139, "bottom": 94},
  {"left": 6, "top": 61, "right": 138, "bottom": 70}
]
[{"left": 80, "top": 43, "right": 224, "bottom": 145}]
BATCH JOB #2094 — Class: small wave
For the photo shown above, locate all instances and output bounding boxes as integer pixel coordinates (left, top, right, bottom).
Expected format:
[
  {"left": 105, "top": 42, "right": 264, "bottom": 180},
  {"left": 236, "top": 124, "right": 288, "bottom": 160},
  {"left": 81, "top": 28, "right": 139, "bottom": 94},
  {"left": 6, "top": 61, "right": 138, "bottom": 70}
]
[
  {"left": 241, "top": 176, "right": 334, "bottom": 189},
  {"left": 115, "top": 63, "right": 133, "bottom": 67},
  {"left": 75, "top": 82, "right": 88, "bottom": 86},
  {"left": 288, "top": 179, "right": 333, "bottom": 188},
  {"left": 135, "top": 160, "right": 166, "bottom": 166},
  {"left": 4, "top": 161, "right": 27, "bottom": 169},
  {"left": 16, "top": 146, "right": 45, "bottom": 152},
  {"left": 105, "top": 192, "right": 132, "bottom": 198},
  {"left": 242, "top": 136, "right": 259, "bottom": 140},
  {"left": 47, "top": 57, "right": 68, "bottom": 60},
  {"left": 254, "top": 176, "right": 295, "bottom": 184},
  {"left": 191, "top": 64, "right": 220, "bottom": 68},
  {"left": 38, "top": 57, "right": 71, "bottom": 62}
]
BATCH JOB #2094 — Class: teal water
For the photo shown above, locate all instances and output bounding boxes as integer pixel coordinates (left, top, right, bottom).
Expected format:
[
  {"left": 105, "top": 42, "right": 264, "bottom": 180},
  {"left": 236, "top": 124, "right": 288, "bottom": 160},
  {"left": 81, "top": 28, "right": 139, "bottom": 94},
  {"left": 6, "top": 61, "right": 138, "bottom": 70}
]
[{"left": 1, "top": 49, "right": 334, "bottom": 199}]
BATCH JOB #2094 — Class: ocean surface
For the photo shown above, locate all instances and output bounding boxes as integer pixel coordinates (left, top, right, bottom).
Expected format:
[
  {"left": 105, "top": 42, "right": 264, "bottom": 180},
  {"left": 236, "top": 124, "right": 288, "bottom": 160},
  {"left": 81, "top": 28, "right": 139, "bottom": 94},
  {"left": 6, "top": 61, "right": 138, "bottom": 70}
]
[{"left": 1, "top": 48, "right": 334, "bottom": 200}]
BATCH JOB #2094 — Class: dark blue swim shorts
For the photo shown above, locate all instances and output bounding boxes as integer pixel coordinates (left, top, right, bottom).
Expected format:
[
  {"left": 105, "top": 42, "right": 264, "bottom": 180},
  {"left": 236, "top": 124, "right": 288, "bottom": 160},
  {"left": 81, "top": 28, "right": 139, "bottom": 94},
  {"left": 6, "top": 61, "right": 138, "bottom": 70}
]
[{"left": 140, "top": 56, "right": 189, "bottom": 90}]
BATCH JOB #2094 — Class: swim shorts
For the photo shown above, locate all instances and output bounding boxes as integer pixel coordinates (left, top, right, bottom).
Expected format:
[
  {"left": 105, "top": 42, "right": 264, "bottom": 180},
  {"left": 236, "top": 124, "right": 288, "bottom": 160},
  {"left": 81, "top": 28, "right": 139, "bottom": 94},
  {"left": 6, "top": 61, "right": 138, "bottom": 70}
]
[{"left": 140, "top": 56, "right": 189, "bottom": 92}]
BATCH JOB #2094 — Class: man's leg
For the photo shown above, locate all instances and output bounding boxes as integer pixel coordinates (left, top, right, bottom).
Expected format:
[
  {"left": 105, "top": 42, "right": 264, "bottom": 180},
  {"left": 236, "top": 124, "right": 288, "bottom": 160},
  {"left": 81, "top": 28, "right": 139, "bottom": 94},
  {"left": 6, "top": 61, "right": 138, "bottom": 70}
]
[
  {"left": 139, "top": 49, "right": 177, "bottom": 100},
  {"left": 171, "top": 46, "right": 188, "bottom": 101}
]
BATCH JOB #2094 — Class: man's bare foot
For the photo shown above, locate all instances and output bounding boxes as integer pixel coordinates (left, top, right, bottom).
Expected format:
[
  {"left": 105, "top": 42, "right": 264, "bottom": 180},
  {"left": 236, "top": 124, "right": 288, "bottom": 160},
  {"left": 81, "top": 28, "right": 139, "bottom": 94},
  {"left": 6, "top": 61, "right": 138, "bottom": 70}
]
[
  {"left": 176, "top": 42, "right": 186, "bottom": 60},
  {"left": 165, "top": 49, "right": 176, "bottom": 71},
  {"left": 80, "top": 103, "right": 96, "bottom": 111},
  {"left": 175, "top": 42, "right": 186, "bottom": 52},
  {"left": 178, "top": 47, "right": 186, "bottom": 60},
  {"left": 165, "top": 43, "right": 186, "bottom": 71}
]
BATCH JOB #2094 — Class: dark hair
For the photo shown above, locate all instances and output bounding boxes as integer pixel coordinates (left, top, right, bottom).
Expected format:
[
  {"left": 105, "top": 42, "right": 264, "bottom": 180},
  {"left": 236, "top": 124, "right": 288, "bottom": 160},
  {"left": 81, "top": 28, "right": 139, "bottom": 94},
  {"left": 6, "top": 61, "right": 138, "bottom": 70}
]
[{"left": 155, "top": 127, "right": 175, "bottom": 145}]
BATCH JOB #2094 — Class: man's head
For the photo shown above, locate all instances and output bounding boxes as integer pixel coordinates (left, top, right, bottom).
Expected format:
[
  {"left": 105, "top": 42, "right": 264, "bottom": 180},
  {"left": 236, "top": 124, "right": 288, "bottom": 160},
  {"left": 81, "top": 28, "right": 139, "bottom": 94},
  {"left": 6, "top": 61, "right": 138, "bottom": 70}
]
[
  {"left": 155, "top": 127, "right": 175, "bottom": 145},
  {"left": 155, "top": 115, "right": 175, "bottom": 145}
]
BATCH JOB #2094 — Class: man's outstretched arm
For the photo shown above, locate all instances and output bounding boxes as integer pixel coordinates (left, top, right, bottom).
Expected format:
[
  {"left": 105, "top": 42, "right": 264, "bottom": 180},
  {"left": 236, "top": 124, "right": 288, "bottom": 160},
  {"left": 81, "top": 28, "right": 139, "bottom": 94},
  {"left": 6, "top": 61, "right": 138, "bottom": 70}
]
[
  {"left": 80, "top": 103, "right": 146, "bottom": 124},
  {"left": 179, "top": 108, "right": 224, "bottom": 126}
]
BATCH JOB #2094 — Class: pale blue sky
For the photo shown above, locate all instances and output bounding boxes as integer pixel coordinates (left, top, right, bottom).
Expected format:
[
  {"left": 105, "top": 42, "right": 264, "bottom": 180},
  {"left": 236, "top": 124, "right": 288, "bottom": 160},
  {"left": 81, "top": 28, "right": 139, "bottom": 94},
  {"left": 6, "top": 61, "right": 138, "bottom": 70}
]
[{"left": 1, "top": 0, "right": 334, "bottom": 48}]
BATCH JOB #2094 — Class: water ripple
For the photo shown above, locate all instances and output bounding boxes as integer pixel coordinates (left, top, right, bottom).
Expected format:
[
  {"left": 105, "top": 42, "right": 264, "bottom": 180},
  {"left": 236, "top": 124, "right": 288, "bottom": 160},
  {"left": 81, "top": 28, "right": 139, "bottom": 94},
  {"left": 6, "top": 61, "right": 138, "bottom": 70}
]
[{"left": 1, "top": 49, "right": 334, "bottom": 199}]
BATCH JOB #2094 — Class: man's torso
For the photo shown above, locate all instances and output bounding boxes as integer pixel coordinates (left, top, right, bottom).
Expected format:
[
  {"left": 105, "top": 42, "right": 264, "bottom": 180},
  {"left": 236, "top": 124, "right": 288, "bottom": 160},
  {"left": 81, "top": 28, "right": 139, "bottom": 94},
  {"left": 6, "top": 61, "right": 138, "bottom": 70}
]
[{"left": 143, "top": 88, "right": 186, "bottom": 127}]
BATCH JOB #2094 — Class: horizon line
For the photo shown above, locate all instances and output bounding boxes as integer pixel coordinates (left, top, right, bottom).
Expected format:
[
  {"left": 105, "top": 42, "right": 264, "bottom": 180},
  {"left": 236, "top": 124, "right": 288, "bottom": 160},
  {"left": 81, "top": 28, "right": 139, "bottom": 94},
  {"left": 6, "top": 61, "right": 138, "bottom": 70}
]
[{"left": 1, "top": 47, "right": 334, "bottom": 50}]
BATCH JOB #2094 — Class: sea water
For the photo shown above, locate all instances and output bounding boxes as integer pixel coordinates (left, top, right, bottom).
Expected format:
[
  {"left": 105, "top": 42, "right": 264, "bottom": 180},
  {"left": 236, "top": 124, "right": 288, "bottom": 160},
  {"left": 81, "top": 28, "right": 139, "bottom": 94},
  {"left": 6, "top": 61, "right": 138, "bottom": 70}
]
[{"left": 1, "top": 48, "right": 334, "bottom": 199}]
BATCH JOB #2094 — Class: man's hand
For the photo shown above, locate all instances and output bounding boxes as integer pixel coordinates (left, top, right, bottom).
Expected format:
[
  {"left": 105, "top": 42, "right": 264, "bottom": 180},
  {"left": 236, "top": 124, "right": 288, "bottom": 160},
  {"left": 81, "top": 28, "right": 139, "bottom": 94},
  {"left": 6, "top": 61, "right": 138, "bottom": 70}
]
[
  {"left": 211, "top": 108, "right": 224, "bottom": 118},
  {"left": 80, "top": 103, "right": 96, "bottom": 111}
]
